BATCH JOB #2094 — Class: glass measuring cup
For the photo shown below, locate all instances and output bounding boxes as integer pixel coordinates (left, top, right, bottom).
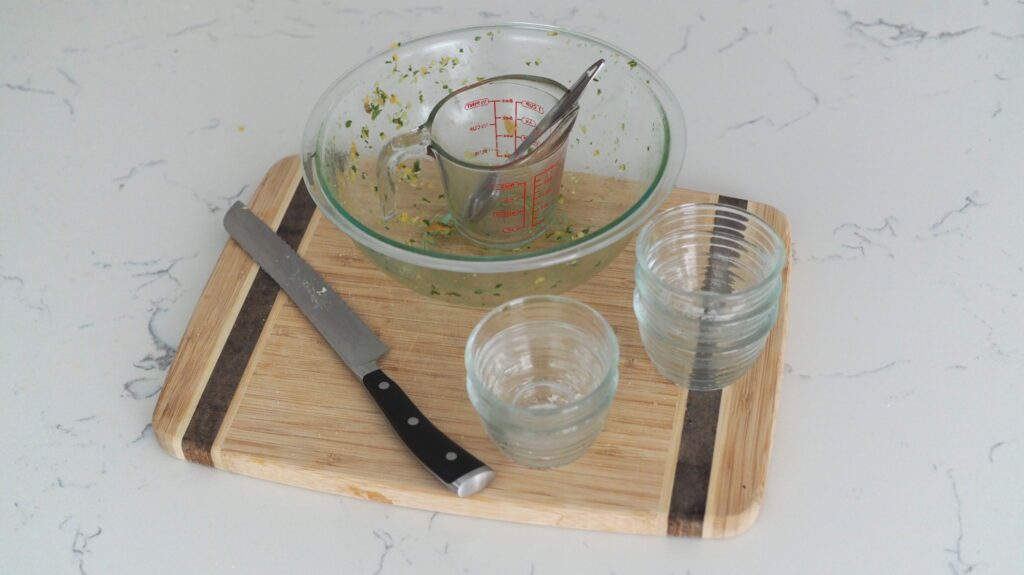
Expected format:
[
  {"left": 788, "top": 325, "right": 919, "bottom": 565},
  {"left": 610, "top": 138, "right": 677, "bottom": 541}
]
[{"left": 376, "top": 75, "right": 578, "bottom": 249}]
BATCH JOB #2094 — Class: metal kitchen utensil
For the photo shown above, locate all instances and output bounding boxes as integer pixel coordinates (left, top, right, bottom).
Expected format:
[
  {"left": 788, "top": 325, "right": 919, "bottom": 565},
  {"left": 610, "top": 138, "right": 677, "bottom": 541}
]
[
  {"left": 223, "top": 201, "right": 494, "bottom": 497},
  {"left": 462, "top": 59, "right": 605, "bottom": 223}
]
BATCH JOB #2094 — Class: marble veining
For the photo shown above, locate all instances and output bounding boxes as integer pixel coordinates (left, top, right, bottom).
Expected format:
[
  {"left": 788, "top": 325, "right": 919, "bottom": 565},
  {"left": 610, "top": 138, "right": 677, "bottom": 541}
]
[
  {"left": 655, "top": 26, "right": 690, "bottom": 73},
  {"left": 945, "top": 470, "right": 978, "bottom": 575},
  {"left": 2, "top": 0, "right": 1022, "bottom": 573},
  {"left": 717, "top": 26, "right": 753, "bottom": 53}
]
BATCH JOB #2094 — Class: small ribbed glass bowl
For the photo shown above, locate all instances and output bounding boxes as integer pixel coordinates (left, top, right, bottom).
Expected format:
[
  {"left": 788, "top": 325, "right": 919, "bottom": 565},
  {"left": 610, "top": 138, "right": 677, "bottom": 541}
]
[
  {"left": 633, "top": 203, "right": 785, "bottom": 391},
  {"left": 465, "top": 295, "right": 618, "bottom": 468}
]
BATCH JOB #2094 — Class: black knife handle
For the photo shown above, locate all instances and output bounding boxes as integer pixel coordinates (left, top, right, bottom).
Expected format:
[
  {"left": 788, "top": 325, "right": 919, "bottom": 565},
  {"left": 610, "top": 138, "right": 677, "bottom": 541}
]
[{"left": 361, "top": 369, "right": 493, "bottom": 496}]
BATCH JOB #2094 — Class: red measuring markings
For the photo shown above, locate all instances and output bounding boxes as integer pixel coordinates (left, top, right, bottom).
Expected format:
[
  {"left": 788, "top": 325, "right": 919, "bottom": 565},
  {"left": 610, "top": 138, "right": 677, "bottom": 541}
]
[
  {"left": 531, "top": 162, "right": 559, "bottom": 227},
  {"left": 491, "top": 181, "right": 527, "bottom": 232},
  {"left": 492, "top": 101, "right": 499, "bottom": 159},
  {"left": 488, "top": 161, "right": 559, "bottom": 232},
  {"left": 480, "top": 98, "right": 544, "bottom": 159},
  {"left": 520, "top": 100, "right": 544, "bottom": 114},
  {"left": 512, "top": 100, "right": 519, "bottom": 156}
]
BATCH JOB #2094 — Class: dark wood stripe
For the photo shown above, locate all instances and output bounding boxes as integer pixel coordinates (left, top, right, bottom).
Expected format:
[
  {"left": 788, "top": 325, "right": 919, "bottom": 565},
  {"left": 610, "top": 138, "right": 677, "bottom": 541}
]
[
  {"left": 717, "top": 196, "right": 748, "bottom": 209},
  {"left": 182, "top": 181, "right": 316, "bottom": 465},
  {"left": 667, "top": 194, "right": 748, "bottom": 537}
]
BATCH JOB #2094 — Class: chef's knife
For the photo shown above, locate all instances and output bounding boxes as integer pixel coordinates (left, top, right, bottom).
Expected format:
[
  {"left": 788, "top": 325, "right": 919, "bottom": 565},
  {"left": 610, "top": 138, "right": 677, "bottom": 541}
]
[{"left": 223, "top": 201, "right": 494, "bottom": 497}]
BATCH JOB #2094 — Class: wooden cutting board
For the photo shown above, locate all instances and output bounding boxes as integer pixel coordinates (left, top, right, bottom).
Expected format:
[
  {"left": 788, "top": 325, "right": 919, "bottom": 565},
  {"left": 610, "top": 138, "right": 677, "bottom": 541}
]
[{"left": 153, "top": 156, "right": 791, "bottom": 538}]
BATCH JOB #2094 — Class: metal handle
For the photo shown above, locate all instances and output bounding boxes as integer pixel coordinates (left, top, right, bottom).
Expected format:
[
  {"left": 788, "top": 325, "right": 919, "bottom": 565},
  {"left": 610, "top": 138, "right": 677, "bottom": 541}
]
[
  {"left": 510, "top": 59, "right": 603, "bottom": 161},
  {"left": 463, "top": 59, "right": 603, "bottom": 222}
]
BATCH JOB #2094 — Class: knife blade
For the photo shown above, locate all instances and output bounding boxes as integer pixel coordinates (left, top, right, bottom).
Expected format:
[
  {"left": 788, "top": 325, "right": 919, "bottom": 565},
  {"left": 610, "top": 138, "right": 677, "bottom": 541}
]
[{"left": 224, "top": 201, "right": 494, "bottom": 497}]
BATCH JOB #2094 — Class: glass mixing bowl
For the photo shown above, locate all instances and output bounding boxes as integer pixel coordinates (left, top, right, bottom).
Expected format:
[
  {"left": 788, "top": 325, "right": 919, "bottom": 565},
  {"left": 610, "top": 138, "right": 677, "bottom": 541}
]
[{"left": 301, "top": 23, "right": 685, "bottom": 307}]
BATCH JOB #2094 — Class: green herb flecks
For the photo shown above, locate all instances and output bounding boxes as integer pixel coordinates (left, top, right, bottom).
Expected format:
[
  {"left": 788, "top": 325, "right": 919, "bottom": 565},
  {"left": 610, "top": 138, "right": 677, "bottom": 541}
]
[{"left": 546, "top": 225, "right": 591, "bottom": 242}]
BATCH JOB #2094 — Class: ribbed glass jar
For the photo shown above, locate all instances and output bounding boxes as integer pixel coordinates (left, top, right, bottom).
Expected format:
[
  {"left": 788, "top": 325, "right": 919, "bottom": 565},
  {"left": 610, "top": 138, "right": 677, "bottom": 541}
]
[
  {"left": 633, "top": 203, "right": 785, "bottom": 391},
  {"left": 465, "top": 296, "right": 619, "bottom": 468}
]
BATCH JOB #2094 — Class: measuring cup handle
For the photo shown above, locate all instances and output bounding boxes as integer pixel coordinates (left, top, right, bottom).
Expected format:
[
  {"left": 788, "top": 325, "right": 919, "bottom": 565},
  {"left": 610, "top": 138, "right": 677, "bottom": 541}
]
[{"left": 375, "top": 128, "right": 432, "bottom": 221}]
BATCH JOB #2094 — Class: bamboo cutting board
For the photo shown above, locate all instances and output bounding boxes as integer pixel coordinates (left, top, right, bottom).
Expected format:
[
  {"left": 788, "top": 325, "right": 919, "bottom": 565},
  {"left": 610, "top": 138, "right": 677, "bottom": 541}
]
[{"left": 153, "top": 156, "right": 791, "bottom": 538}]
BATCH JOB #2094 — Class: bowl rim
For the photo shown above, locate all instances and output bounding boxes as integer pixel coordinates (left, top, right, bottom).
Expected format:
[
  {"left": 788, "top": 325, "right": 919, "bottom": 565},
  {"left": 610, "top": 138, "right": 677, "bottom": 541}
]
[{"left": 302, "top": 21, "right": 686, "bottom": 273}]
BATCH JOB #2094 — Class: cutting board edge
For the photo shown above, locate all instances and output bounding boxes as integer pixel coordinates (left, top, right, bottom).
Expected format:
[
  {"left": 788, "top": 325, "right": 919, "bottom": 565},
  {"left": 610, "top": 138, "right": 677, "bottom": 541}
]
[
  {"left": 699, "top": 200, "right": 791, "bottom": 539},
  {"left": 152, "top": 155, "right": 302, "bottom": 460},
  {"left": 215, "top": 446, "right": 670, "bottom": 536}
]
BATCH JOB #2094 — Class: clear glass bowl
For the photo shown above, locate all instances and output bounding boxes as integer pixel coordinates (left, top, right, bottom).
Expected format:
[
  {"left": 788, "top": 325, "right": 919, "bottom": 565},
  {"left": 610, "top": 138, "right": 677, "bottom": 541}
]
[
  {"left": 301, "top": 23, "right": 685, "bottom": 307},
  {"left": 633, "top": 204, "right": 786, "bottom": 390},
  {"left": 465, "top": 296, "right": 618, "bottom": 468}
]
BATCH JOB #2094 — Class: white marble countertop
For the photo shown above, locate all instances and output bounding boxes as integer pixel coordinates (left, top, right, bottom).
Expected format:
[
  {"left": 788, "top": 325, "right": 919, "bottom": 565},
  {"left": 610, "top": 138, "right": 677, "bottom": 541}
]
[{"left": 3, "top": 1, "right": 1022, "bottom": 573}]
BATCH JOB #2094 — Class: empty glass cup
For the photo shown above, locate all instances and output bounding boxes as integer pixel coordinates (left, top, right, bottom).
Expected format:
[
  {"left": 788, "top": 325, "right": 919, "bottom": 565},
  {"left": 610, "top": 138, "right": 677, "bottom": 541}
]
[
  {"left": 633, "top": 203, "right": 786, "bottom": 391},
  {"left": 465, "top": 295, "right": 618, "bottom": 468}
]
